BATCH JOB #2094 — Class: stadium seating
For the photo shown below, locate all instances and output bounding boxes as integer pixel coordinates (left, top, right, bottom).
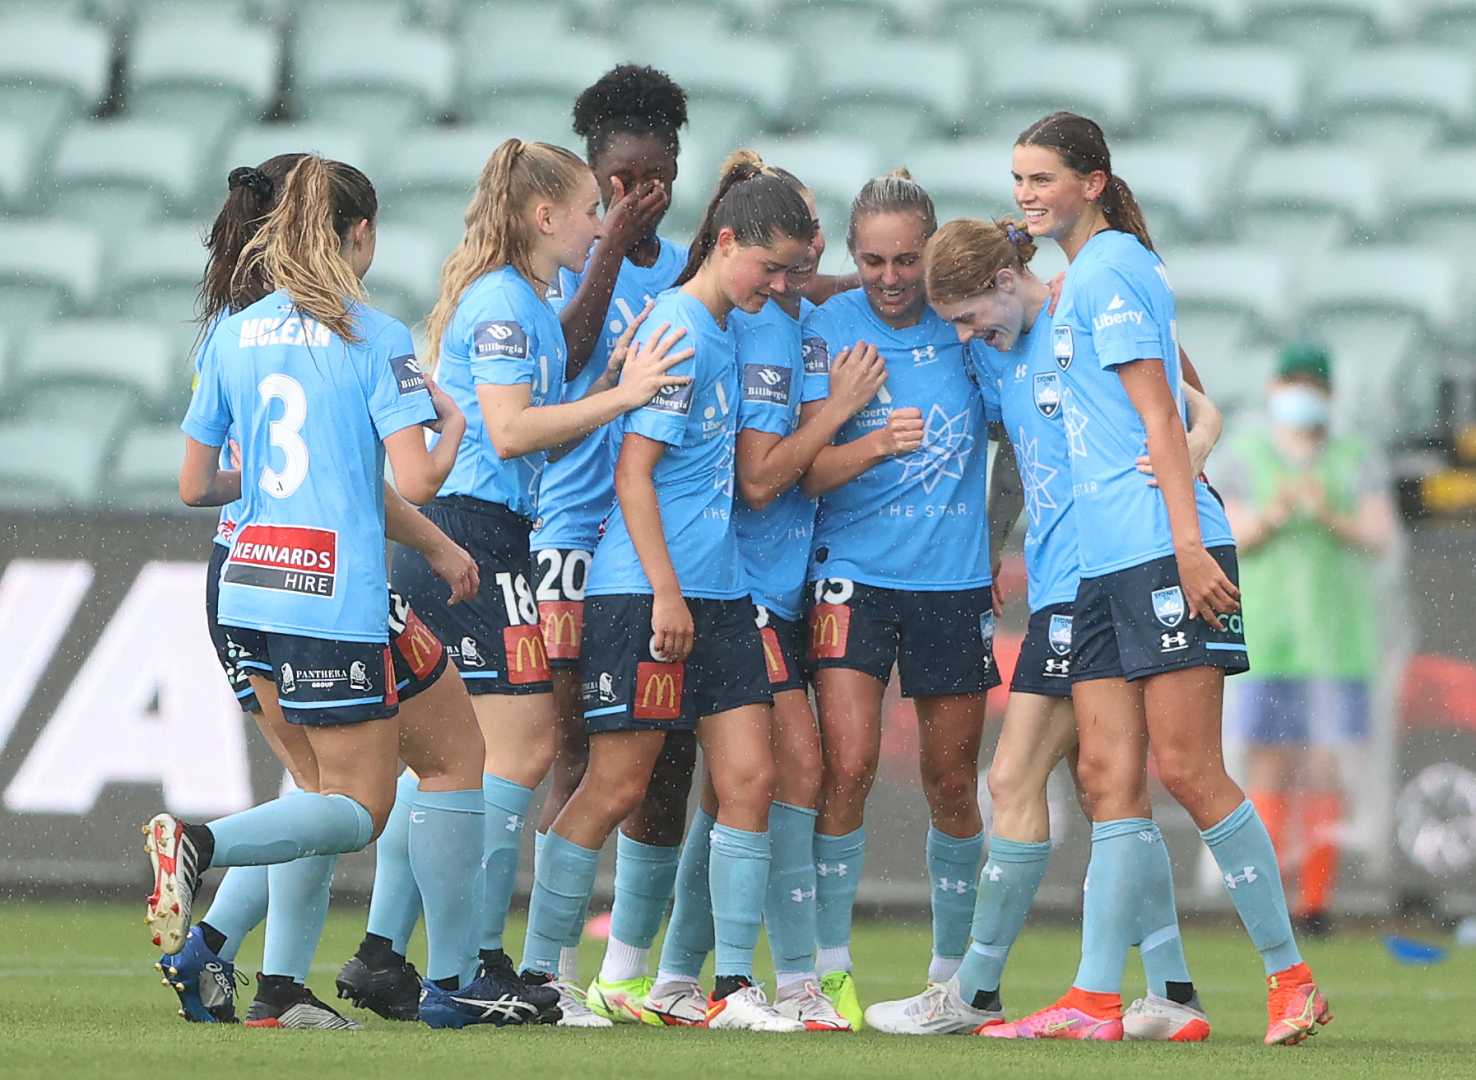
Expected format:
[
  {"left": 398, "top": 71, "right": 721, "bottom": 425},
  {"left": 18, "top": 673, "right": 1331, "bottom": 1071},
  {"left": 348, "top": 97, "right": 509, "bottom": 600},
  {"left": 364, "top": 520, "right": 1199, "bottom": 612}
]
[
  {"left": 366, "top": 225, "right": 443, "bottom": 327},
  {"left": 0, "top": 123, "right": 41, "bottom": 213},
  {"left": 1397, "top": 149, "right": 1476, "bottom": 254},
  {"left": 621, "top": 1, "right": 737, "bottom": 44},
  {"left": 127, "top": 15, "right": 282, "bottom": 130},
  {"left": 0, "top": 417, "right": 114, "bottom": 508},
  {"left": 107, "top": 421, "right": 191, "bottom": 512},
  {"left": 807, "top": 40, "right": 971, "bottom": 151},
  {"left": 50, "top": 121, "right": 213, "bottom": 239},
  {"left": 291, "top": 26, "right": 456, "bottom": 128},
  {"left": 1242, "top": 0, "right": 1418, "bottom": 53},
  {"left": 0, "top": 221, "right": 105, "bottom": 335},
  {"left": 459, "top": 35, "right": 616, "bottom": 131},
  {"left": 1146, "top": 46, "right": 1306, "bottom": 152},
  {"left": 1110, "top": 141, "right": 1235, "bottom": 248},
  {"left": 0, "top": 14, "right": 112, "bottom": 146},
  {"left": 220, "top": 124, "right": 383, "bottom": 183},
  {"left": 1419, "top": 0, "right": 1476, "bottom": 47},
  {"left": 1239, "top": 145, "right": 1387, "bottom": 250},
  {"left": 1084, "top": 0, "right": 1244, "bottom": 51},
  {"left": 1316, "top": 49, "right": 1476, "bottom": 152},
  {"left": 969, "top": 45, "right": 1138, "bottom": 142},
  {"left": 749, "top": 136, "right": 883, "bottom": 245},
  {"left": 19, "top": 320, "right": 184, "bottom": 416},
  {"left": 98, "top": 223, "right": 208, "bottom": 370},
  {"left": 641, "top": 37, "right": 794, "bottom": 149},
  {"left": 377, "top": 126, "right": 517, "bottom": 245},
  {"left": 905, "top": 139, "right": 1018, "bottom": 228}
]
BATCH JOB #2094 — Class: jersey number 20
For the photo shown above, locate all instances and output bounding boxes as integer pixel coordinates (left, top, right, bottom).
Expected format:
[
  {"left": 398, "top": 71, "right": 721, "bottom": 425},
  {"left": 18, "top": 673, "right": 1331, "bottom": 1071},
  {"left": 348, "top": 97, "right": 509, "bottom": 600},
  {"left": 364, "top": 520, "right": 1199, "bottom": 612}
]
[{"left": 258, "top": 374, "right": 309, "bottom": 499}]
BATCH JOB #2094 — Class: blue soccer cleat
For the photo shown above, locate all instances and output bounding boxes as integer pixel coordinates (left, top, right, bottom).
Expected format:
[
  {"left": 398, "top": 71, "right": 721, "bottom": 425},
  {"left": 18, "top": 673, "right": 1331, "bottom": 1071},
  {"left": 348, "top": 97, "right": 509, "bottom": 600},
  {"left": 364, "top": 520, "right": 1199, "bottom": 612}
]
[
  {"left": 156, "top": 926, "right": 242, "bottom": 1023},
  {"left": 418, "top": 971, "right": 555, "bottom": 1030}
]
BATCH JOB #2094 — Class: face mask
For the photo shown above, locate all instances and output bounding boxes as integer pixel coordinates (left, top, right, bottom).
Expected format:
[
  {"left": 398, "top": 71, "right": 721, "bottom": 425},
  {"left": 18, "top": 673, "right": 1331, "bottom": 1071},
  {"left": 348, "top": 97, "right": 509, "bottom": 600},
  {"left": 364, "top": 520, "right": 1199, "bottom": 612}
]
[{"left": 1269, "top": 385, "right": 1330, "bottom": 430}]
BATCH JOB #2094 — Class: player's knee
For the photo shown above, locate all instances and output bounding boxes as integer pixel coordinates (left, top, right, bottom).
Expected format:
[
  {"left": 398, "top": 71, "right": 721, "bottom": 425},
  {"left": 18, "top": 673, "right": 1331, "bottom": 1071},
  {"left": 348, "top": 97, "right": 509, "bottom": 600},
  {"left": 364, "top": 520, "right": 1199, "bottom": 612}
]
[
  {"left": 986, "top": 756, "right": 1035, "bottom": 814},
  {"left": 776, "top": 742, "right": 823, "bottom": 808},
  {"left": 822, "top": 746, "right": 879, "bottom": 800},
  {"left": 921, "top": 761, "right": 978, "bottom": 814},
  {"left": 713, "top": 756, "right": 776, "bottom": 819}
]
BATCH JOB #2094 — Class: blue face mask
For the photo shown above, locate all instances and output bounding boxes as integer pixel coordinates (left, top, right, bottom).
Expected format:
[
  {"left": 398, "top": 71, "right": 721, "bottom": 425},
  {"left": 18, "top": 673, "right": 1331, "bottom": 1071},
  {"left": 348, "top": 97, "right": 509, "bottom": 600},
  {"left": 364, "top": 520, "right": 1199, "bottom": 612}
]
[{"left": 1269, "top": 385, "right": 1330, "bottom": 430}]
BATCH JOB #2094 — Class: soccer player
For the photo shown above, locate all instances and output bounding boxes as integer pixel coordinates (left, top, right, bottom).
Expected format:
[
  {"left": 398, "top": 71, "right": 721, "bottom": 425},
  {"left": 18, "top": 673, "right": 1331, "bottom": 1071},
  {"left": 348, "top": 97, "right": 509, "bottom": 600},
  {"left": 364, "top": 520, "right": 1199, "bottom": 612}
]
[
  {"left": 377, "top": 137, "right": 690, "bottom": 1026},
  {"left": 152, "top": 155, "right": 517, "bottom": 1030},
  {"left": 631, "top": 152, "right": 884, "bottom": 1031},
  {"left": 865, "top": 216, "right": 1222, "bottom": 1040},
  {"left": 983, "top": 112, "right": 1329, "bottom": 1046},
  {"left": 797, "top": 171, "right": 1002, "bottom": 1029},
  {"left": 519, "top": 159, "right": 817, "bottom": 1033}
]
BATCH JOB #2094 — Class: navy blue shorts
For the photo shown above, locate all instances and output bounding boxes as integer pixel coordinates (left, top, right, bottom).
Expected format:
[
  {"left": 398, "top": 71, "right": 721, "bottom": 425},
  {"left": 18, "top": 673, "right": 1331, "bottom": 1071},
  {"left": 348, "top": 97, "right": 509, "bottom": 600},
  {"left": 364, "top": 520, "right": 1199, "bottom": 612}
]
[
  {"left": 532, "top": 546, "right": 593, "bottom": 671},
  {"left": 1071, "top": 545, "right": 1251, "bottom": 683},
  {"left": 206, "top": 542, "right": 258, "bottom": 714},
  {"left": 806, "top": 578, "right": 1001, "bottom": 699},
  {"left": 1010, "top": 602, "right": 1075, "bottom": 698},
  {"left": 225, "top": 589, "right": 448, "bottom": 725},
  {"left": 579, "top": 594, "right": 773, "bottom": 733},
  {"left": 393, "top": 495, "right": 552, "bottom": 696},
  {"left": 756, "top": 603, "right": 807, "bottom": 694}
]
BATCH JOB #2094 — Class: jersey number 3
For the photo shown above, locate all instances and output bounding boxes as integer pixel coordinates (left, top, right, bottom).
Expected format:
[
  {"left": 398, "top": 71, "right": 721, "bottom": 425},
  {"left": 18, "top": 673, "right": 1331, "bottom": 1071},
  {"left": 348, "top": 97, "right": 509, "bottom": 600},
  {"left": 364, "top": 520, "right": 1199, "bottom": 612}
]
[{"left": 258, "top": 373, "right": 309, "bottom": 499}]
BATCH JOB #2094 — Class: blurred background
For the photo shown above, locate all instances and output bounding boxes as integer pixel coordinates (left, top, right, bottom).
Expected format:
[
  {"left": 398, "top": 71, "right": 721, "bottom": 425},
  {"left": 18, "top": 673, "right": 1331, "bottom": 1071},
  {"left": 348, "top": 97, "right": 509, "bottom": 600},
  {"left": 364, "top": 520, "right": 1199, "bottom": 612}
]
[{"left": 0, "top": 0, "right": 1473, "bottom": 932}]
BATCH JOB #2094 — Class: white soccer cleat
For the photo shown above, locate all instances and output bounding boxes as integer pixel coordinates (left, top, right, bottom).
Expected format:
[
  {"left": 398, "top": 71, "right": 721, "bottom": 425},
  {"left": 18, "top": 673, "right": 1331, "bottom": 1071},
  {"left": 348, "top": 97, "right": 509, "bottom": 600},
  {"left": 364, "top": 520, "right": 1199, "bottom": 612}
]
[
  {"left": 774, "top": 980, "right": 853, "bottom": 1032},
  {"left": 1123, "top": 993, "right": 1212, "bottom": 1042},
  {"left": 143, "top": 813, "right": 202, "bottom": 953},
  {"left": 705, "top": 984, "right": 805, "bottom": 1033},
  {"left": 641, "top": 980, "right": 709, "bottom": 1027},
  {"left": 550, "top": 981, "right": 613, "bottom": 1028},
  {"left": 863, "top": 978, "right": 1003, "bottom": 1036}
]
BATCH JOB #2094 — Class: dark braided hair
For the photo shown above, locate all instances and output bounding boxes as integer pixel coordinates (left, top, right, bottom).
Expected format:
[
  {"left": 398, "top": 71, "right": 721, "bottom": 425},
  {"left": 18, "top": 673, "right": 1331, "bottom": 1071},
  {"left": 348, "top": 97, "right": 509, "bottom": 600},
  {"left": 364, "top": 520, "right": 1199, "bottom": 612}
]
[
  {"left": 572, "top": 63, "right": 688, "bottom": 166},
  {"left": 197, "top": 153, "right": 306, "bottom": 334}
]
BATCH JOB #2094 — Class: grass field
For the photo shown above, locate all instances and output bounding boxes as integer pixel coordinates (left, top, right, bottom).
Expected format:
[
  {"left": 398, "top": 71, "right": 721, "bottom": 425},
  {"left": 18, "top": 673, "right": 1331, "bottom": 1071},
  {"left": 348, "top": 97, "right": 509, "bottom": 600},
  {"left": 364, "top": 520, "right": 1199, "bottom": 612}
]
[{"left": 4, "top": 902, "right": 1471, "bottom": 1080}]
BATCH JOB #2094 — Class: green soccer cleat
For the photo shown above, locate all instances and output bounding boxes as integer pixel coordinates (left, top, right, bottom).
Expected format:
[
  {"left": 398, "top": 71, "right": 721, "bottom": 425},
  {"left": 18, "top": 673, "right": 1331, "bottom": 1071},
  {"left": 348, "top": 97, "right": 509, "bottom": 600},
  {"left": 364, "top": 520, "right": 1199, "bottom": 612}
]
[
  {"left": 820, "top": 970, "right": 864, "bottom": 1032},
  {"left": 586, "top": 975, "right": 656, "bottom": 1025}
]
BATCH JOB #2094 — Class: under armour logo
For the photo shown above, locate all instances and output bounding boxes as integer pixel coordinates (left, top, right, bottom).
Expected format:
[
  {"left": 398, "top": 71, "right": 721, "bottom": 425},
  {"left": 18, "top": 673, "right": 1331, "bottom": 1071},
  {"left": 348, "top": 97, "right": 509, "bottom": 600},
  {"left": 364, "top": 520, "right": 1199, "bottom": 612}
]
[
  {"left": 790, "top": 887, "right": 817, "bottom": 903},
  {"left": 1014, "top": 363, "right": 1027, "bottom": 380},
  {"left": 1161, "top": 631, "right": 1188, "bottom": 651},
  {"left": 816, "top": 862, "right": 849, "bottom": 877},
  {"left": 936, "top": 876, "right": 970, "bottom": 895},
  {"left": 984, "top": 863, "right": 1004, "bottom": 883},
  {"left": 912, "top": 344, "right": 937, "bottom": 365},
  {"left": 1224, "top": 866, "right": 1258, "bottom": 890},
  {"left": 505, "top": 814, "right": 524, "bottom": 833},
  {"left": 1044, "top": 658, "right": 1070, "bottom": 674}
]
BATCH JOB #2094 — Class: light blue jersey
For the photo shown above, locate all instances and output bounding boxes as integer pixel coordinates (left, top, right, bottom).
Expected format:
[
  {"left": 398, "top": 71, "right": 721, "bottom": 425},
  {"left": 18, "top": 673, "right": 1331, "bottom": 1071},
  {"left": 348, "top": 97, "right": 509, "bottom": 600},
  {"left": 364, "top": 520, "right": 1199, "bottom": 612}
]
[
  {"left": 801, "top": 289, "right": 1000, "bottom": 591},
  {"left": 182, "top": 291, "right": 435, "bottom": 642},
  {"left": 534, "top": 237, "right": 687, "bottom": 550},
  {"left": 1052, "top": 230, "right": 1235, "bottom": 578},
  {"left": 192, "top": 312, "right": 246, "bottom": 548},
  {"left": 586, "top": 288, "right": 744, "bottom": 600},
  {"left": 732, "top": 298, "right": 816, "bottom": 622},
  {"left": 436, "top": 265, "right": 567, "bottom": 518},
  {"left": 973, "top": 299, "right": 1079, "bottom": 611}
]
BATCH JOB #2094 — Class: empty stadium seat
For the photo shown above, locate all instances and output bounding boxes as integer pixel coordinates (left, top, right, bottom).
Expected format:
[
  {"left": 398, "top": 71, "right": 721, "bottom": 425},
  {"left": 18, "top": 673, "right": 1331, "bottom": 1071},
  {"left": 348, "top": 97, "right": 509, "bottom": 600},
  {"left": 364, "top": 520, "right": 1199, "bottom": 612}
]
[
  {"left": 1397, "top": 149, "right": 1476, "bottom": 254},
  {"left": 1110, "top": 141, "right": 1240, "bottom": 248},
  {"left": 50, "top": 121, "right": 213, "bottom": 237},
  {"left": 760, "top": 0, "right": 891, "bottom": 47},
  {"left": 969, "top": 45, "right": 1138, "bottom": 142},
  {"left": 107, "top": 421, "right": 191, "bottom": 512},
  {"left": 1418, "top": 1, "right": 1476, "bottom": 48},
  {"left": 0, "top": 221, "right": 104, "bottom": 334},
  {"left": 749, "top": 136, "right": 883, "bottom": 243},
  {"left": 1148, "top": 47, "right": 1306, "bottom": 149},
  {"left": 1316, "top": 49, "right": 1476, "bottom": 152},
  {"left": 621, "top": 0, "right": 737, "bottom": 43},
  {"left": 20, "top": 320, "right": 184, "bottom": 413},
  {"left": 377, "top": 126, "right": 523, "bottom": 245},
  {"left": 0, "top": 122, "right": 42, "bottom": 212},
  {"left": 0, "top": 14, "right": 113, "bottom": 145},
  {"left": 1083, "top": 0, "right": 1242, "bottom": 51},
  {"left": 293, "top": 0, "right": 420, "bottom": 36},
  {"left": 928, "top": 0, "right": 1061, "bottom": 42},
  {"left": 1242, "top": 0, "right": 1417, "bottom": 52},
  {"left": 458, "top": 0, "right": 573, "bottom": 44},
  {"left": 808, "top": 40, "right": 970, "bottom": 150},
  {"left": 220, "top": 123, "right": 382, "bottom": 182},
  {"left": 0, "top": 417, "right": 113, "bottom": 508},
  {"left": 459, "top": 35, "right": 616, "bottom": 130},
  {"left": 292, "top": 27, "right": 456, "bottom": 128},
  {"left": 366, "top": 225, "right": 443, "bottom": 327},
  {"left": 905, "top": 140, "right": 1018, "bottom": 227},
  {"left": 99, "top": 223, "right": 208, "bottom": 332},
  {"left": 127, "top": 16, "right": 282, "bottom": 129},
  {"left": 641, "top": 37, "right": 795, "bottom": 145},
  {"left": 1239, "top": 145, "right": 1387, "bottom": 249}
]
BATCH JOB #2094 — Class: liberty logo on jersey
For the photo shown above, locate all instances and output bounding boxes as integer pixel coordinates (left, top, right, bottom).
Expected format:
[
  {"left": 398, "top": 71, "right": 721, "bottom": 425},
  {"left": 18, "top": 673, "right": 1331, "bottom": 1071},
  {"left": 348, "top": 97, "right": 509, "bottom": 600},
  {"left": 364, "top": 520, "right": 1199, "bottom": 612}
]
[
  {"left": 1033, "top": 372, "right": 1062, "bottom": 419},
  {"left": 634, "top": 661, "right": 684, "bottom": 721},
  {"left": 223, "top": 524, "right": 336, "bottom": 596},
  {"left": 1048, "top": 613, "right": 1073, "bottom": 656},
  {"left": 1152, "top": 587, "right": 1185, "bottom": 627}
]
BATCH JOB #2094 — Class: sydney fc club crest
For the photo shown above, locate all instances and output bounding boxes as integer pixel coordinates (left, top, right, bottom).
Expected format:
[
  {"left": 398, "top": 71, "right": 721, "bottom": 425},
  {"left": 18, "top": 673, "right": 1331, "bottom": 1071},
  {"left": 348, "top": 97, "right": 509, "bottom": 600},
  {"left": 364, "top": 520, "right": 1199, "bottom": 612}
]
[
  {"left": 1053, "top": 325, "right": 1073, "bottom": 371},
  {"left": 1152, "top": 586, "right": 1185, "bottom": 628},
  {"left": 1047, "top": 613, "right": 1073, "bottom": 656},
  {"left": 1033, "top": 372, "right": 1062, "bottom": 419}
]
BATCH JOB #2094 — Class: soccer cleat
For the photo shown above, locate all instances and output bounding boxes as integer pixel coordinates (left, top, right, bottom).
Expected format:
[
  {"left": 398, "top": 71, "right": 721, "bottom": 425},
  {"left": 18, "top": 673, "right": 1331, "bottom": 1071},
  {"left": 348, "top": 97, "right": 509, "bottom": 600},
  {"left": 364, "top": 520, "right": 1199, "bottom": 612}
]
[
  {"left": 705, "top": 983, "right": 805, "bottom": 1033},
  {"left": 864, "top": 978, "right": 1001, "bottom": 1036},
  {"left": 419, "top": 973, "right": 547, "bottom": 1030},
  {"left": 586, "top": 974, "right": 655, "bottom": 1024},
  {"left": 156, "top": 926, "right": 242, "bottom": 1023},
  {"left": 640, "top": 980, "right": 709, "bottom": 1027},
  {"left": 1265, "top": 966, "right": 1333, "bottom": 1047},
  {"left": 774, "top": 980, "right": 854, "bottom": 1032},
  {"left": 483, "top": 950, "right": 560, "bottom": 1019},
  {"left": 143, "top": 814, "right": 203, "bottom": 953},
  {"left": 977, "top": 1000, "right": 1123, "bottom": 1040},
  {"left": 819, "top": 970, "right": 864, "bottom": 1032},
  {"left": 544, "top": 980, "right": 613, "bottom": 1028},
  {"left": 244, "top": 983, "right": 362, "bottom": 1030},
  {"left": 335, "top": 951, "right": 423, "bottom": 1021},
  {"left": 1123, "top": 993, "right": 1211, "bottom": 1042}
]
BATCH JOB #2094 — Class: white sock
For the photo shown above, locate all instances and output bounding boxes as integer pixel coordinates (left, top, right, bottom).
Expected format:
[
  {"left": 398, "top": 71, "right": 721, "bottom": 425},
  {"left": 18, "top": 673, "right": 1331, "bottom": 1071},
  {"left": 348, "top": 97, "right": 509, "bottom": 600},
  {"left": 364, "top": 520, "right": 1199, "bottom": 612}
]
[
  {"left": 928, "top": 954, "right": 962, "bottom": 984},
  {"left": 775, "top": 970, "right": 814, "bottom": 999},
  {"left": 598, "top": 936, "right": 649, "bottom": 983},
  {"left": 816, "top": 945, "right": 852, "bottom": 975},
  {"left": 653, "top": 969, "right": 701, "bottom": 993},
  {"left": 558, "top": 945, "right": 579, "bottom": 984}
]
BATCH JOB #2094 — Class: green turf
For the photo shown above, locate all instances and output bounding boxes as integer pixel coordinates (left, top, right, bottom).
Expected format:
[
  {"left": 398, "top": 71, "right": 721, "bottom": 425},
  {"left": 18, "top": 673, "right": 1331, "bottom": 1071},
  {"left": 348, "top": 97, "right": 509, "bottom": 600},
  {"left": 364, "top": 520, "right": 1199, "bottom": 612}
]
[{"left": 3, "top": 902, "right": 1469, "bottom": 1079}]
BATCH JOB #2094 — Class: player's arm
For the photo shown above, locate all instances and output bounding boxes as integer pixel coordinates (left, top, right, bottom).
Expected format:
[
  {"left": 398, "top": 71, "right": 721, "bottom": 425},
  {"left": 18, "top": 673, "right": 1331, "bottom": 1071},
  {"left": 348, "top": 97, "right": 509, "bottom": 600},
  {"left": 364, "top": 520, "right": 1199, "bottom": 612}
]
[
  {"left": 739, "top": 343, "right": 886, "bottom": 510},
  {"left": 798, "top": 401, "right": 924, "bottom": 497},
  {"left": 178, "top": 437, "right": 240, "bottom": 507},
  {"left": 384, "top": 379, "right": 465, "bottom": 504},
  {"left": 987, "top": 424, "right": 1023, "bottom": 581},
  {"left": 802, "top": 270, "right": 860, "bottom": 306},
  {"left": 616, "top": 432, "right": 694, "bottom": 663},
  {"left": 1118, "top": 359, "right": 1238, "bottom": 627},
  {"left": 546, "top": 300, "right": 658, "bottom": 464},
  {"left": 383, "top": 483, "right": 479, "bottom": 603},
  {"left": 1179, "top": 345, "right": 1205, "bottom": 394},
  {"left": 1136, "top": 383, "right": 1223, "bottom": 487}
]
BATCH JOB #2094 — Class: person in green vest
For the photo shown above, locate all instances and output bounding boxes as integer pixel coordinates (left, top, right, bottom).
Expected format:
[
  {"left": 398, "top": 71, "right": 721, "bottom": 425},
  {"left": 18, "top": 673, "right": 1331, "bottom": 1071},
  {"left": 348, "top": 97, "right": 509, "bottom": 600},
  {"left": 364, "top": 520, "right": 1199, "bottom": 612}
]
[{"left": 1219, "top": 342, "right": 1399, "bottom": 936}]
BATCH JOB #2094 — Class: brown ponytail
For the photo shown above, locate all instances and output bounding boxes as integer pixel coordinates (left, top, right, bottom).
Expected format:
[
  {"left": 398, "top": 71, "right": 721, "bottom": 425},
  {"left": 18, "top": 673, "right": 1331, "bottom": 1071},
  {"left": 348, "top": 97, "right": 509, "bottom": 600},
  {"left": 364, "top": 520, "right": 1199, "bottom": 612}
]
[
  {"left": 1016, "top": 111, "right": 1154, "bottom": 252},
  {"left": 925, "top": 216, "right": 1038, "bottom": 307},
  {"left": 675, "top": 153, "right": 814, "bottom": 286},
  {"left": 197, "top": 154, "right": 305, "bottom": 337}
]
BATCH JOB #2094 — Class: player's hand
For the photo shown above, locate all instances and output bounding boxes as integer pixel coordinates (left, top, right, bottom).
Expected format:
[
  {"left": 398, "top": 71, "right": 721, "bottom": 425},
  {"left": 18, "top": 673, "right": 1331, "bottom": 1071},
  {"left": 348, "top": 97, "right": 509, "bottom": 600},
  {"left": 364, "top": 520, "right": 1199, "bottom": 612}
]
[
  {"left": 1046, "top": 272, "right": 1066, "bottom": 315},
  {"left": 602, "top": 175, "right": 670, "bottom": 255},
  {"left": 991, "top": 559, "right": 1005, "bottom": 616},
  {"left": 1136, "top": 429, "right": 1215, "bottom": 488},
  {"left": 604, "top": 298, "right": 653, "bottom": 382},
  {"left": 825, "top": 341, "right": 886, "bottom": 418},
  {"left": 428, "top": 537, "right": 479, "bottom": 605},
  {"left": 875, "top": 406, "right": 925, "bottom": 457},
  {"left": 1175, "top": 544, "right": 1239, "bottom": 631},
  {"left": 425, "top": 378, "right": 463, "bottom": 435},
  {"left": 619, "top": 322, "right": 694, "bottom": 410},
  {"left": 651, "top": 590, "right": 694, "bottom": 664}
]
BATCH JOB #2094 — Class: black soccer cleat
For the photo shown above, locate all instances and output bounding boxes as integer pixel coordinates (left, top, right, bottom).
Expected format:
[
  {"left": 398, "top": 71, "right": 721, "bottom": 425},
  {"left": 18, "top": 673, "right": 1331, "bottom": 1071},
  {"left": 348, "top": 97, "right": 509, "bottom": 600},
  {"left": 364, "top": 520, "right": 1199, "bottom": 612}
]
[{"left": 336, "top": 949, "right": 423, "bottom": 1022}]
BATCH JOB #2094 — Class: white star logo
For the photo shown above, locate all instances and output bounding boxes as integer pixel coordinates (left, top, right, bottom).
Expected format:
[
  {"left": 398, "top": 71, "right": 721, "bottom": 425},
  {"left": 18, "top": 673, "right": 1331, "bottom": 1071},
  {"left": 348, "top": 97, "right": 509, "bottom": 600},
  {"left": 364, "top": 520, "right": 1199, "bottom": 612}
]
[
  {"left": 896, "top": 404, "right": 975, "bottom": 494},
  {"left": 1016, "top": 425, "right": 1058, "bottom": 527},
  {"left": 1064, "top": 401, "right": 1089, "bottom": 459},
  {"left": 712, "top": 425, "right": 736, "bottom": 497}
]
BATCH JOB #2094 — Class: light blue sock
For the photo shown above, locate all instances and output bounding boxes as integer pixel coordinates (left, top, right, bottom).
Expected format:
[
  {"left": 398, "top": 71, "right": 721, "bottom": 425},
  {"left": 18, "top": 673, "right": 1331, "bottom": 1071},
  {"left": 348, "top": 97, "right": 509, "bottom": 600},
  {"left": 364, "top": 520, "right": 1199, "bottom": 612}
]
[
  {"left": 957, "top": 836, "right": 1050, "bottom": 1004},
  {"left": 709, "top": 823, "right": 771, "bottom": 979},
  {"left": 410, "top": 786, "right": 483, "bottom": 984},
  {"left": 1133, "top": 821, "right": 1192, "bottom": 996},
  {"left": 261, "top": 853, "right": 338, "bottom": 982},
  {"left": 611, "top": 831, "right": 681, "bottom": 949},
  {"left": 655, "top": 808, "right": 715, "bottom": 981},
  {"left": 207, "top": 792, "right": 373, "bottom": 866},
  {"left": 814, "top": 826, "right": 865, "bottom": 961},
  {"left": 928, "top": 825, "right": 985, "bottom": 963},
  {"left": 1073, "top": 819, "right": 1159, "bottom": 994},
  {"left": 764, "top": 802, "right": 818, "bottom": 977},
  {"left": 521, "top": 831, "right": 599, "bottom": 976},
  {"left": 365, "top": 771, "right": 422, "bottom": 954},
  {"left": 1201, "top": 799, "right": 1302, "bottom": 975},
  {"left": 480, "top": 774, "right": 533, "bottom": 953},
  {"left": 534, "top": 831, "right": 589, "bottom": 955},
  {"left": 201, "top": 865, "right": 268, "bottom": 962}
]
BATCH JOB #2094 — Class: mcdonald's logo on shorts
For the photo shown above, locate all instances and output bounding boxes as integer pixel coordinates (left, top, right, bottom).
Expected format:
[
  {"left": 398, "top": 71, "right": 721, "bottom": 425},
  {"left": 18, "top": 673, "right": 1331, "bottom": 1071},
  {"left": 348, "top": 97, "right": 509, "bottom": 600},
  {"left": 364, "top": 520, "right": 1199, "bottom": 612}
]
[
  {"left": 393, "top": 605, "right": 444, "bottom": 680},
  {"left": 634, "top": 661, "right": 684, "bottom": 721},
  {"left": 503, "top": 623, "right": 551, "bottom": 685},
  {"left": 382, "top": 646, "right": 399, "bottom": 707},
  {"left": 761, "top": 626, "right": 788, "bottom": 685},
  {"left": 809, "top": 604, "right": 851, "bottom": 661},
  {"left": 538, "top": 600, "right": 583, "bottom": 661}
]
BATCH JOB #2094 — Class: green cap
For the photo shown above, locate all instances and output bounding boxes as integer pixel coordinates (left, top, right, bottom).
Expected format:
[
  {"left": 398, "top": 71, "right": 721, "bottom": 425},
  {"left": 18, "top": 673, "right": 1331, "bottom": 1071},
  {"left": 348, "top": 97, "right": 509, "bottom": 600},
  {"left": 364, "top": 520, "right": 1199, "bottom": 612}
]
[{"left": 1276, "top": 341, "right": 1332, "bottom": 385}]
